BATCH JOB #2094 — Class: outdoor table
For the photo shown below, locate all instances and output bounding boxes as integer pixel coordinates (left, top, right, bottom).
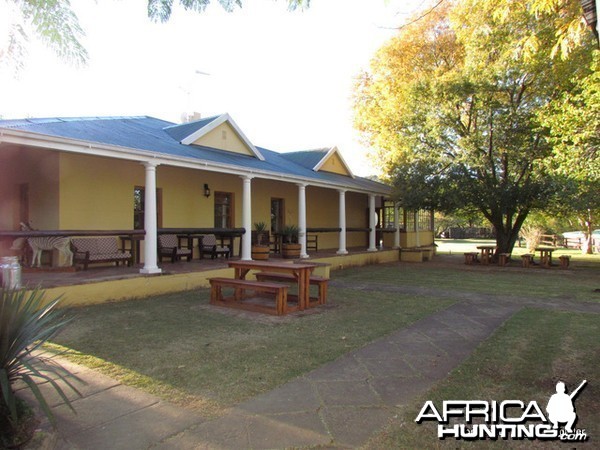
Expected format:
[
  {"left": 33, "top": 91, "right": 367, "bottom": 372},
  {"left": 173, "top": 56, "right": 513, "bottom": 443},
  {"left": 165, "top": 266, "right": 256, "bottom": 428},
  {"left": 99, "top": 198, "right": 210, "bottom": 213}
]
[
  {"left": 476, "top": 245, "right": 496, "bottom": 265},
  {"left": 535, "top": 247, "right": 557, "bottom": 267},
  {"left": 227, "top": 260, "right": 318, "bottom": 311}
]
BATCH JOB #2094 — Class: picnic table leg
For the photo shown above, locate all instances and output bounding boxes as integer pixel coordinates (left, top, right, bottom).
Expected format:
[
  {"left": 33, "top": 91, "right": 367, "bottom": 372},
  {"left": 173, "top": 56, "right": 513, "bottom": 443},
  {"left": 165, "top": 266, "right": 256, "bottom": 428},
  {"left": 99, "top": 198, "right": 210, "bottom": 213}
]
[{"left": 297, "top": 269, "right": 309, "bottom": 310}]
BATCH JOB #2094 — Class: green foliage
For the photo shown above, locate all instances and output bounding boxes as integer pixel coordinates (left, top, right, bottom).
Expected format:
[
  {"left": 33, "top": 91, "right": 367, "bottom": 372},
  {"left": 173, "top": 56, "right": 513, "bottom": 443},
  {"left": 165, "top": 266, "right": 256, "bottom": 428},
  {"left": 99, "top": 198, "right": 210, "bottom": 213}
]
[
  {"left": 1, "top": 0, "right": 89, "bottom": 72},
  {"left": 281, "top": 224, "right": 299, "bottom": 243},
  {"left": 354, "top": 0, "right": 596, "bottom": 253},
  {"left": 0, "top": 288, "right": 81, "bottom": 430},
  {"left": 147, "top": 0, "right": 309, "bottom": 22}
]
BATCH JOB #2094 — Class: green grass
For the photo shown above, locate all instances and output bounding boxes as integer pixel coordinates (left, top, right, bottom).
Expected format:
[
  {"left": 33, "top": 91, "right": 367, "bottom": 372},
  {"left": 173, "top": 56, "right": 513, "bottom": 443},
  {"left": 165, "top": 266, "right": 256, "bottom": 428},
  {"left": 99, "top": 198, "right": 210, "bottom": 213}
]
[
  {"left": 365, "top": 308, "right": 600, "bottom": 449},
  {"left": 49, "top": 283, "right": 453, "bottom": 414},
  {"left": 46, "top": 245, "right": 599, "bottom": 425}
]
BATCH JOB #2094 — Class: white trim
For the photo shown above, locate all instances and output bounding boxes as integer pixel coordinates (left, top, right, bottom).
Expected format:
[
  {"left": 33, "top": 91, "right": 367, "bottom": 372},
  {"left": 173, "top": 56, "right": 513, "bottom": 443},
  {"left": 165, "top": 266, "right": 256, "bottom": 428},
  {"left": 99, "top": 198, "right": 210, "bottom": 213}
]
[
  {"left": 179, "top": 113, "right": 265, "bottom": 161},
  {"left": 0, "top": 128, "right": 390, "bottom": 196},
  {"left": 312, "top": 146, "right": 355, "bottom": 178}
]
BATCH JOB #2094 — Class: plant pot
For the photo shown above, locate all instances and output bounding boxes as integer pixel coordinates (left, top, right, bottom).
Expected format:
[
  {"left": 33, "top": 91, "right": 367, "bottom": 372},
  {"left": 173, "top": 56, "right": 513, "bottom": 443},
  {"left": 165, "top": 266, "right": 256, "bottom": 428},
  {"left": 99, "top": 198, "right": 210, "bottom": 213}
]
[
  {"left": 282, "top": 243, "right": 301, "bottom": 259},
  {"left": 251, "top": 245, "right": 270, "bottom": 260}
]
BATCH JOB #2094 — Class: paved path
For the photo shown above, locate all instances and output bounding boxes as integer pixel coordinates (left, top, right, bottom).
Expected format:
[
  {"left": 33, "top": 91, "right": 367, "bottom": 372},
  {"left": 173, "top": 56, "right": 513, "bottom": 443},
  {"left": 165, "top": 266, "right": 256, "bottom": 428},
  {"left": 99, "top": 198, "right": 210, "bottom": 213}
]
[{"left": 19, "top": 294, "right": 599, "bottom": 449}]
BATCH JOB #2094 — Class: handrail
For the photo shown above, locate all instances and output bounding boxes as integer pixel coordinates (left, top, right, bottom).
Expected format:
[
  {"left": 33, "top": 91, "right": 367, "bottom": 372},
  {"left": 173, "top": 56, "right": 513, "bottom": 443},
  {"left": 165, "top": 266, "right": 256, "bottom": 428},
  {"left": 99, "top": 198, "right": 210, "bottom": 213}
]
[{"left": 0, "top": 230, "right": 146, "bottom": 238}]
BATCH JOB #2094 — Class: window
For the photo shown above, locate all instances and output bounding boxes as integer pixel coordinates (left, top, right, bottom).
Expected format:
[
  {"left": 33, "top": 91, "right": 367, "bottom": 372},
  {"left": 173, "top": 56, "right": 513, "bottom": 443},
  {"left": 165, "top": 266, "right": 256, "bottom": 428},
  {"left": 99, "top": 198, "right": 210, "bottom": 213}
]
[
  {"left": 133, "top": 186, "right": 162, "bottom": 230},
  {"left": 214, "top": 192, "right": 234, "bottom": 228},
  {"left": 382, "top": 201, "right": 396, "bottom": 229},
  {"left": 404, "top": 209, "right": 432, "bottom": 231}
]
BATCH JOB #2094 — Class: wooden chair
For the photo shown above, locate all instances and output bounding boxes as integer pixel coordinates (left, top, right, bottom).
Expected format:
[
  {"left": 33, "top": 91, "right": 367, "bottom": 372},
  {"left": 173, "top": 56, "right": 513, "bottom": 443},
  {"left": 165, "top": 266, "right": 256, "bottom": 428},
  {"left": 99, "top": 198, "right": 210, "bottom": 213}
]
[
  {"left": 306, "top": 234, "right": 318, "bottom": 252},
  {"left": 158, "top": 234, "right": 192, "bottom": 263},
  {"left": 199, "top": 234, "right": 230, "bottom": 259}
]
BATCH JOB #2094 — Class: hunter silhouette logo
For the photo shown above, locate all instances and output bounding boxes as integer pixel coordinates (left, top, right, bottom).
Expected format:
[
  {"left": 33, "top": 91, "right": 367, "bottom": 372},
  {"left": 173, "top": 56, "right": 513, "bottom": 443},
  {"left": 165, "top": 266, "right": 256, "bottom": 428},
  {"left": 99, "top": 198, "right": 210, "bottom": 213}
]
[
  {"left": 547, "top": 380, "right": 586, "bottom": 435},
  {"left": 415, "top": 379, "right": 589, "bottom": 441}
]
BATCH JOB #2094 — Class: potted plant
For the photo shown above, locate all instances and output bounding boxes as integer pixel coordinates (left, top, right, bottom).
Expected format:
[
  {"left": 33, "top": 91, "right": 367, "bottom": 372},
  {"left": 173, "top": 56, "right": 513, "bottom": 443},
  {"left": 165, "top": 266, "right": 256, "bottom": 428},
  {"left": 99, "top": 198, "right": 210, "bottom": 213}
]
[
  {"left": 251, "top": 221, "right": 270, "bottom": 260},
  {"left": 281, "top": 225, "right": 301, "bottom": 259}
]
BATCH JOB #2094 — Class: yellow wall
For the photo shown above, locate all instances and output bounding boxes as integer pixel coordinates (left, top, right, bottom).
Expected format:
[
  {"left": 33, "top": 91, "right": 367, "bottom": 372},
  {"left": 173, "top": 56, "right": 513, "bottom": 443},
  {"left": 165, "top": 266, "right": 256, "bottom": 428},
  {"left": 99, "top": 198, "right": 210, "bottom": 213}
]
[
  {"left": 192, "top": 123, "right": 254, "bottom": 157},
  {"left": 0, "top": 146, "right": 60, "bottom": 231},
  {"left": 1, "top": 147, "right": 392, "bottom": 258},
  {"left": 319, "top": 152, "right": 351, "bottom": 176},
  {"left": 59, "top": 153, "right": 142, "bottom": 229}
]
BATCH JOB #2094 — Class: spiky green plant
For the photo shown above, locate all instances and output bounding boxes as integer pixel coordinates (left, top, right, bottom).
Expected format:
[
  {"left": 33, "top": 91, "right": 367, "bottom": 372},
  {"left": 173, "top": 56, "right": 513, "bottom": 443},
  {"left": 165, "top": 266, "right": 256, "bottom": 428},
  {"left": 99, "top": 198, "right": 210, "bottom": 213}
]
[{"left": 0, "top": 287, "right": 81, "bottom": 429}]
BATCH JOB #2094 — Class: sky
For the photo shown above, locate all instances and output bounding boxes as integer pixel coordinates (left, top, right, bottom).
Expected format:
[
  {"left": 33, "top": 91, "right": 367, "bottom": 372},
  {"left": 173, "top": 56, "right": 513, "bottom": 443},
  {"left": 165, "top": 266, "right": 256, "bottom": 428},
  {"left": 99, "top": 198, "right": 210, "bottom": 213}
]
[{"left": 0, "top": 0, "right": 427, "bottom": 176}]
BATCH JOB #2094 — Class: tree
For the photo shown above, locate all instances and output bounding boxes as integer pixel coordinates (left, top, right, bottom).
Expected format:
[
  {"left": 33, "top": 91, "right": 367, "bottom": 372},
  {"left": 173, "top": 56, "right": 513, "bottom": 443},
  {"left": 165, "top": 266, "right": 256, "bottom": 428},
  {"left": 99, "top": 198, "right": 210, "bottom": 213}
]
[
  {"left": 1, "top": 0, "right": 89, "bottom": 73},
  {"left": 354, "top": 0, "right": 595, "bottom": 255},
  {"left": 540, "top": 50, "right": 600, "bottom": 252},
  {"left": 1, "top": 0, "right": 309, "bottom": 71}
]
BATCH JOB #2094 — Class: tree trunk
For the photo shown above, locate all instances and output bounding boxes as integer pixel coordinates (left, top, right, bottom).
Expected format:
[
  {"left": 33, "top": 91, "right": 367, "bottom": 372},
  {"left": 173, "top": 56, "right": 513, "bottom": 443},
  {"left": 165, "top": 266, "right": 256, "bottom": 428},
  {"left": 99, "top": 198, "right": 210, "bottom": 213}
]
[{"left": 486, "top": 209, "right": 529, "bottom": 256}]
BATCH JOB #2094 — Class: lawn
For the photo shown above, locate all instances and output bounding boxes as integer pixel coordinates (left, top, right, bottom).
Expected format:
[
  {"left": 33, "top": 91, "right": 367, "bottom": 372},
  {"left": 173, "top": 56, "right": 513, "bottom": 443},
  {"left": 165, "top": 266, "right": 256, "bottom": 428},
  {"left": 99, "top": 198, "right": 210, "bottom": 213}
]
[
  {"left": 365, "top": 308, "right": 600, "bottom": 449},
  {"left": 48, "top": 243, "right": 599, "bottom": 427},
  {"left": 49, "top": 280, "right": 454, "bottom": 415}
]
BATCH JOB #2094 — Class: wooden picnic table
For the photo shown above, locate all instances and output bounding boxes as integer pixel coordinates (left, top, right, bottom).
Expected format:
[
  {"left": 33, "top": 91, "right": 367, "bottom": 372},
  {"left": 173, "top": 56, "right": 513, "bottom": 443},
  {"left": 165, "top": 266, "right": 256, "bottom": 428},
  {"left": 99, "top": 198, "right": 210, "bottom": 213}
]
[
  {"left": 476, "top": 245, "right": 496, "bottom": 265},
  {"left": 535, "top": 247, "right": 557, "bottom": 267},
  {"left": 227, "top": 260, "right": 318, "bottom": 311}
]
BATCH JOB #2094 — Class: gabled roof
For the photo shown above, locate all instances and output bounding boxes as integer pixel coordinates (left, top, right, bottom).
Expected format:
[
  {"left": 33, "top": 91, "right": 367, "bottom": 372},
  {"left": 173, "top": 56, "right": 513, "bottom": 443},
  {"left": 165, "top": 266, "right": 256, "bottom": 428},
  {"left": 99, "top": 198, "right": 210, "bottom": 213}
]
[
  {"left": 0, "top": 115, "right": 390, "bottom": 195},
  {"left": 163, "top": 113, "right": 264, "bottom": 160},
  {"left": 282, "top": 146, "right": 354, "bottom": 178}
]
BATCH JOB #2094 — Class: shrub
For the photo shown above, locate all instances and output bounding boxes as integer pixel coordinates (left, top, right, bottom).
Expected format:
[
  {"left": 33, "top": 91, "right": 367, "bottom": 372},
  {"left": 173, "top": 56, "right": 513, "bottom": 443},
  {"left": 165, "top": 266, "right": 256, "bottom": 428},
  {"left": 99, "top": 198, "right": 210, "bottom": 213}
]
[{"left": 0, "top": 287, "right": 81, "bottom": 442}]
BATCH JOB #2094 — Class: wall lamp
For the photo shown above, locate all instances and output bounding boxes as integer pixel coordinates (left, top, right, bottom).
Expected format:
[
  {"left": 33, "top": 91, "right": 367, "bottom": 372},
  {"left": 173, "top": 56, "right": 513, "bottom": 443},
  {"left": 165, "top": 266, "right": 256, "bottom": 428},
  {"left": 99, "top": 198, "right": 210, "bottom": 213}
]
[{"left": 204, "top": 183, "right": 211, "bottom": 198}]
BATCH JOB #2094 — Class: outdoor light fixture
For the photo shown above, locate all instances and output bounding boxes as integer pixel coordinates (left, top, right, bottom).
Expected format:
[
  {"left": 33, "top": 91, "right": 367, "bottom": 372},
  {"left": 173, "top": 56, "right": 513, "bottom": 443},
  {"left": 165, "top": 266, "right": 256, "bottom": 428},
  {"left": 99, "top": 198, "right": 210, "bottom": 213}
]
[{"left": 204, "top": 183, "right": 211, "bottom": 198}]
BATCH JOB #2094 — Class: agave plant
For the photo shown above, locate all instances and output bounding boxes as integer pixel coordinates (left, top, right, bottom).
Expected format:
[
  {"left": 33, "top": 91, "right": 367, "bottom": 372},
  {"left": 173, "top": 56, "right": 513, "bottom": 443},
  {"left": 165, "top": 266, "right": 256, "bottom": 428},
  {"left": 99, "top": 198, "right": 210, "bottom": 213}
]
[{"left": 0, "top": 287, "right": 81, "bottom": 429}]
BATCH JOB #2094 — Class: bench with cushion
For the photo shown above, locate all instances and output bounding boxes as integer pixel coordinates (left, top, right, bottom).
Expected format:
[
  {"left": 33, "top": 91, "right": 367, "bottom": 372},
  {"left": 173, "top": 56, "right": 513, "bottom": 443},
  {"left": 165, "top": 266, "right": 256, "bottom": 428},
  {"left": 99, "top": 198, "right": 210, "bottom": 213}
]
[
  {"left": 254, "top": 272, "right": 328, "bottom": 306},
  {"left": 209, "top": 277, "right": 289, "bottom": 315},
  {"left": 158, "top": 234, "right": 192, "bottom": 263},
  {"left": 72, "top": 237, "right": 132, "bottom": 270}
]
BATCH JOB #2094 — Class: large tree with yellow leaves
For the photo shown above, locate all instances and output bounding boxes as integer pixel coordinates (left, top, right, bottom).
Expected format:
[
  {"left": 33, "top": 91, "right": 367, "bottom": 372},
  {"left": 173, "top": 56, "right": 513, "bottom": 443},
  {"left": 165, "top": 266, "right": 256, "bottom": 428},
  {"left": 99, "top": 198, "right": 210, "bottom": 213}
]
[{"left": 354, "top": 0, "right": 596, "bottom": 255}]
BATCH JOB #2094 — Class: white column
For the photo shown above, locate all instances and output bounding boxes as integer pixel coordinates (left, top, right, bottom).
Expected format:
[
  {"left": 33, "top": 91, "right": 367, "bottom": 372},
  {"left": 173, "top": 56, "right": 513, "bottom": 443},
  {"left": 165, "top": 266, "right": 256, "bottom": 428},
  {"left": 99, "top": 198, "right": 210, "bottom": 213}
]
[
  {"left": 368, "top": 194, "right": 377, "bottom": 252},
  {"left": 337, "top": 189, "right": 348, "bottom": 255},
  {"left": 140, "top": 161, "right": 162, "bottom": 274},
  {"left": 241, "top": 175, "right": 253, "bottom": 260},
  {"left": 298, "top": 183, "right": 309, "bottom": 259},
  {"left": 393, "top": 202, "right": 400, "bottom": 249}
]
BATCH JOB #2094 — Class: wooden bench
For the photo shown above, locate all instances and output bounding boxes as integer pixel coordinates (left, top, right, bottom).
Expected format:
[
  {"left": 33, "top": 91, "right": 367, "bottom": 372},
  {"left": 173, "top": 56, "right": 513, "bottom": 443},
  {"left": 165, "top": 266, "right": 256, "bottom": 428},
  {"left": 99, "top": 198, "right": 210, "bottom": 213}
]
[
  {"left": 72, "top": 237, "right": 132, "bottom": 270},
  {"left": 559, "top": 255, "right": 571, "bottom": 269},
  {"left": 209, "top": 277, "right": 289, "bottom": 315},
  {"left": 254, "top": 272, "right": 328, "bottom": 306},
  {"left": 498, "top": 253, "right": 511, "bottom": 266},
  {"left": 464, "top": 252, "right": 479, "bottom": 265},
  {"left": 521, "top": 254, "right": 534, "bottom": 268}
]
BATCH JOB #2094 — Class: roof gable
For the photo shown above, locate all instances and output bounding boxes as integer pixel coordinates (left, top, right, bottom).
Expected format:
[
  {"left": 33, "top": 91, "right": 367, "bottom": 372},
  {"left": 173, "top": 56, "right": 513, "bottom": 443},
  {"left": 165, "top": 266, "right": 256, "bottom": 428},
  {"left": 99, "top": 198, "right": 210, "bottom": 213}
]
[
  {"left": 167, "top": 114, "right": 264, "bottom": 160},
  {"left": 314, "top": 147, "right": 354, "bottom": 177}
]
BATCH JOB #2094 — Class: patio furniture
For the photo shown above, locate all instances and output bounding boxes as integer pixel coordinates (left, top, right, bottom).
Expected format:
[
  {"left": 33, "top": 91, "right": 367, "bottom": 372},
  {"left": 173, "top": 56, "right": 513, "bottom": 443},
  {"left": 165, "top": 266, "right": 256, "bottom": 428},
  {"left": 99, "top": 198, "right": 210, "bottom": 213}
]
[
  {"left": 476, "top": 245, "right": 496, "bottom": 265},
  {"left": 199, "top": 234, "right": 230, "bottom": 259},
  {"left": 72, "top": 237, "right": 133, "bottom": 270},
  {"left": 559, "top": 255, "right": 571, "bottom": 269},
  {"left": 464, "top": 252, "right": 479, "bottom": 265},
  {"left": 306, "top": 234, "right": 318, "bottom": 252},
  {"left": 158, "top": 234, "right": 192, "bottom": 263},
  {"left": 521, "top": 254, "right": 534, "bottom": 268},
  {"left": 228, "top": 260, "right": 318, "bottom": 311},
  {"left": 535, "top": 247, "right": 556, "bottom": 268},
  {"left": 255, "top": 272, "right": 328, "bottom": 306},
  {"left": 209, "top": 277, "right": 289, "bottom": 315},
  {"left": 498, "top": 253, "right": 511, "bottom": 266}
]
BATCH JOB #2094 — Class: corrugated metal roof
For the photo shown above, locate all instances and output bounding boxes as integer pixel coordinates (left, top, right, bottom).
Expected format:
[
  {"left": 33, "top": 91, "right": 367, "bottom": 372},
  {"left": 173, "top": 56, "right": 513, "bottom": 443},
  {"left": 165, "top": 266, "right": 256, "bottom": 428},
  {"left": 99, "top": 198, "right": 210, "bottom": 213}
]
[
  {"left": 281, "top": 149, "right": 329, "bottom": 170},
  {"left": 0, "top": 115, "right": 390, "bottom": 194}
]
